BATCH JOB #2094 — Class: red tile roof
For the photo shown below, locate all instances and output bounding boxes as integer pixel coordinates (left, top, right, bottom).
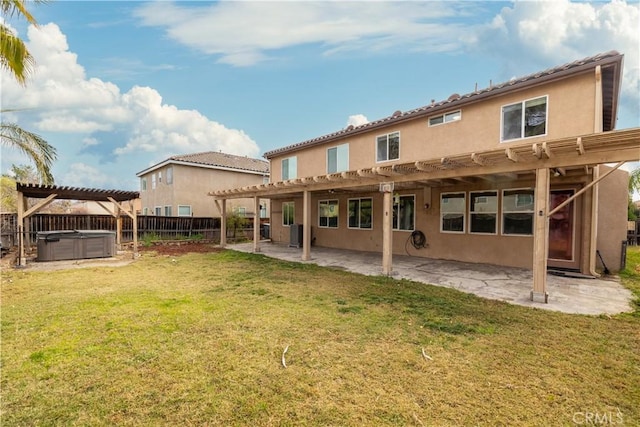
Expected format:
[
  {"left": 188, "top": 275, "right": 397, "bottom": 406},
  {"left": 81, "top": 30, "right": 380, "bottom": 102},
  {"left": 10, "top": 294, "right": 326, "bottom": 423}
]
[{"left": 264, "top": 51, "right": 623, "bottom": 159}]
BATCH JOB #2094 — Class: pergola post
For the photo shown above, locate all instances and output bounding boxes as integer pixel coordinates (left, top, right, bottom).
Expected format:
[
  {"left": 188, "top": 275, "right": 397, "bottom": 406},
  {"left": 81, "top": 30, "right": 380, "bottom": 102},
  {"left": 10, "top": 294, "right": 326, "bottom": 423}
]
[
  {"left": 220, "top": 199, "right": 227, "bottom": 248},
  {"left": 532, "top": 168, "right": 550, "bottom": 302},
  {"left": 302, "top": 190, "right": 311, "bottom": 261},
  {"left": 17, "top": 192, "right": 26, "bottom": 267},
  {"left": 381, "top": 185, "right": 393, "bottom": 276},
  {"left": 253, "top": 197, "right": 261, "bottom": 253}
]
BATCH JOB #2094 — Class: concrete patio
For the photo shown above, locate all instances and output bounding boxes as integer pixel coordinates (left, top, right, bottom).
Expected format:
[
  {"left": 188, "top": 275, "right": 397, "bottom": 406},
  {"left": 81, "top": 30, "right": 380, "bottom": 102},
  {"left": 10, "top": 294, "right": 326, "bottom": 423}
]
[{"left": 228, "top": 241, "right": 634, "bottom": 316}]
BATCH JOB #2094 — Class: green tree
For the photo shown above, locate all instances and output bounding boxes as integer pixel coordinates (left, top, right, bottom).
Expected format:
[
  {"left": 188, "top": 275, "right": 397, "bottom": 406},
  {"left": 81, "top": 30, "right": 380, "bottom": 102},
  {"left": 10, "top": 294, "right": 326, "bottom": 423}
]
[
  {"left": 0, "top": 175, "right": 17, "bottom": 212},
  {"left": 1, "top": 0, "right": 57, "bottom": 185},
  {"left": 630, "top": 167, "right": 640, "bottom": 195}
]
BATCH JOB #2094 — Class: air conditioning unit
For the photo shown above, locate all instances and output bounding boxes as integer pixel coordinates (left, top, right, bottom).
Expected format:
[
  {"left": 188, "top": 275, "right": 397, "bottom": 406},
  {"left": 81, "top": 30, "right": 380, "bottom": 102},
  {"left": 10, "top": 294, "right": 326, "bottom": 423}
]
[{"left": 289, "top": 224, "right": 303, "bottom": 248}]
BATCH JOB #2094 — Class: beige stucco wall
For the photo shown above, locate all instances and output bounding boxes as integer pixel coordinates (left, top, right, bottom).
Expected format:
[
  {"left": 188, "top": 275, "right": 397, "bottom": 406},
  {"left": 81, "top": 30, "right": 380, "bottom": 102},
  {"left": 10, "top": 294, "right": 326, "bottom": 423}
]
[
  {"left": 140, "top": 164, "right": 268, "bottom": 217},
  {"left": 268, "top": 167, "right": 628, "bottom": 272},
  {"left": 263, "top": 68, "right": 628, "bottom": 273},
  {"left": 596, "top": 166, "right": 629, "bottom": 273},
  {"left": 270, "top": 72, "right": 597, "bottom": 181}
]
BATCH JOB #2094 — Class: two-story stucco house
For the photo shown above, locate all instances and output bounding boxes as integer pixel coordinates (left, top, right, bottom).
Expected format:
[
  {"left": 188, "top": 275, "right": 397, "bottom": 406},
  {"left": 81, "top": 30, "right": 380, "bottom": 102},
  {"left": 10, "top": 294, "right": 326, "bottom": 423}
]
[
  {"left": 137, "top": 151, "right": 269, "bottom": 218},
  {"left": 211, "top": 51, "right": 640, "bottom": 302}
]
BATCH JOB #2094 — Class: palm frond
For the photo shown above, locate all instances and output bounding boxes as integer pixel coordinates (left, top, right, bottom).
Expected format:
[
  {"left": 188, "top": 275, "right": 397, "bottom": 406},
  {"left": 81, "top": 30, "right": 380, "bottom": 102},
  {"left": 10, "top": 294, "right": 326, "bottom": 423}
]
[
  {"left": 0, "top": 122, "right": 57, "bottom": 184},
  {"left": 1, "top": 0, "right": 48, "bottom": 24},
  {"left": 0, "top": 24, "right": 34, "bottom": 85}
]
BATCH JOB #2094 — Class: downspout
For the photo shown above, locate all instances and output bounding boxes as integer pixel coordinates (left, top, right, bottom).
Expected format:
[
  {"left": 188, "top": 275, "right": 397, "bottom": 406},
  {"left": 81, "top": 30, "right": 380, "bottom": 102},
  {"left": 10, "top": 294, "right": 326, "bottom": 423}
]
[{"left": 589, "top": 65, "right": 603, "bottom": 276}]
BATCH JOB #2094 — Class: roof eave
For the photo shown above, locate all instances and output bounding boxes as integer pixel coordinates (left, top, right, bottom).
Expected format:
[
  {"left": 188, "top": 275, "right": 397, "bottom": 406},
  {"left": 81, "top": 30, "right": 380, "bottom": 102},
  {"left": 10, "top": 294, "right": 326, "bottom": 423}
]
[{"left": 264, "top": 52, "right": 624, "bottom": 159}]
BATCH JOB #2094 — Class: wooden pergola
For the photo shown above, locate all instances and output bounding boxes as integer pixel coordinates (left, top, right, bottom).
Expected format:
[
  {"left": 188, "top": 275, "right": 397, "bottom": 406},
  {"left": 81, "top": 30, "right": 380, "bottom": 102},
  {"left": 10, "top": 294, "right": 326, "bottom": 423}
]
[
  {"left": 210, "top": 127, "right": 640, "bottom": 303},
  {"left": 15, "top": 183, "right": 140, "bottom": 266}
]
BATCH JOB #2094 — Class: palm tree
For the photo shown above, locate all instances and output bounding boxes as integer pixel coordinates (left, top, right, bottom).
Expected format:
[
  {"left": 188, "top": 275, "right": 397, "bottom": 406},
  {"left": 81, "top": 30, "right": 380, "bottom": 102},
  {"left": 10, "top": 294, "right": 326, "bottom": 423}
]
[
  {"left": 1, "top": 0, "right": 56, "bottom": 184},
  {"left": 1, "top": 120, "right": 55, "bottom": 184}
]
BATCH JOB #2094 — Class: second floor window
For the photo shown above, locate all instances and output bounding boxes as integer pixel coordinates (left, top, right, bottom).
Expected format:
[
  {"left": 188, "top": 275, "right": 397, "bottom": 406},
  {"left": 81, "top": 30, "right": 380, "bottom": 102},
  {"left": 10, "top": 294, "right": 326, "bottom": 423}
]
[
  {"left": 151, "top": 174, "right": 156, "bottom": 189},
  {"left": 502, "top": 96, "right": 547, "bottom": 141},
  {"left": 141, "top": 177, "right": 147, "bottom": 191},
  {"left": 327, "top": 144, "right": 349, "bottom": 174},
  {"left": 429, "top": 110, "right": 461, "bottom": 126},
  {"left": 282, "top": 156, "right": 297, "bottom": 180},
  {"left": 166, "top": 166, "right": 173, "bottom": 184},
  {"left": 376, "top": 132, "right": 400, "bottom": 162}
]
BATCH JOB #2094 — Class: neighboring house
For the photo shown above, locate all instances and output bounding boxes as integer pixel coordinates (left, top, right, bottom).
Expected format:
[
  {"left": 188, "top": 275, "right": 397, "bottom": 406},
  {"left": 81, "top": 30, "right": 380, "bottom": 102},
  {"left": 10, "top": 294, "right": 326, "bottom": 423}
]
[
  {"left": 137, "top": 151, "right": 269, "bottom": 218},
  {"left": 65, "top": 199, "right": 141, "bottom": 215},
  {"left": 211, "top": 51, "right": 639, "bottom": 302}
]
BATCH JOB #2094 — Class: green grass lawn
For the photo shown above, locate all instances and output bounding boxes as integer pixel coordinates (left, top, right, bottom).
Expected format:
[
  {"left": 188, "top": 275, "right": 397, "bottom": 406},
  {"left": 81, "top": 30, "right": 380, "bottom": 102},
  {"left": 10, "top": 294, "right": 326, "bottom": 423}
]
[{"left": 2, "top": 247, "right": 639, "bottom": 426}]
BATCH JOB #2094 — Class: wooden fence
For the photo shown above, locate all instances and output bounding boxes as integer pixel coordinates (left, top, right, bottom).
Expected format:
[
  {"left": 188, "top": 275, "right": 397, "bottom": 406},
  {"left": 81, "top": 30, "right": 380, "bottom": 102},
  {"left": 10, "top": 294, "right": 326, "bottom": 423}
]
[{"left": 0, "top": 213, "right": 223, "bottom": 247}]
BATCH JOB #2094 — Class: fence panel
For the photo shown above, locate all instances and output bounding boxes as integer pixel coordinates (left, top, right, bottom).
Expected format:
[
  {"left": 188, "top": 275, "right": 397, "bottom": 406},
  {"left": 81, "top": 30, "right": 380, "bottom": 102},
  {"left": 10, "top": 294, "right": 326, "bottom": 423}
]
[{"left": 0, "top": 213, "right": 222, "bottom": 246}]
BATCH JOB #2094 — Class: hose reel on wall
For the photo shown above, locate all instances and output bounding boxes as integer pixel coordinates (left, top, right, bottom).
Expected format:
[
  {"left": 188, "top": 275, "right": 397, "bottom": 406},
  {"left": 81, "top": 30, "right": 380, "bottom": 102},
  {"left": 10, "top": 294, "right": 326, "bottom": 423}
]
[{"left": 406, "top": 230, "right": 428, "bottom": 255}]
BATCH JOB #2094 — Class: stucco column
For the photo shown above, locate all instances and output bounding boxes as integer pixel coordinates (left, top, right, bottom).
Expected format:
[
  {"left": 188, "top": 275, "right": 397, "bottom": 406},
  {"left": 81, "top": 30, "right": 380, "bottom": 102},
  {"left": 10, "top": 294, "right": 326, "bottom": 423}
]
[
  {"left": 220, "top": 199, "right": 227, "bottom": 248},
  {"left": 253, "top": 197, "right": 260, "bottom": 252},
  {"left": 382, "top": 189, "right": 393, "bottom": 276},
  {"left": 532, "top": 168, "right": 550, "bottom": 303},
  {"left": 302, "top": 190, "right": 311, "bottom": 261}
]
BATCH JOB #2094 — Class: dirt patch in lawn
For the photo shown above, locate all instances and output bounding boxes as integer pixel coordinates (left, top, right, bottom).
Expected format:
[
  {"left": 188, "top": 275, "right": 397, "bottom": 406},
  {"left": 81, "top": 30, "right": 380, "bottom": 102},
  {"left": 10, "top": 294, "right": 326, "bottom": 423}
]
[
  {"left": 1, "top": 242, "right": 223, "bottom": 272},
  {"left": 138, "top": 241, "right": 223, "bottom": 256}
]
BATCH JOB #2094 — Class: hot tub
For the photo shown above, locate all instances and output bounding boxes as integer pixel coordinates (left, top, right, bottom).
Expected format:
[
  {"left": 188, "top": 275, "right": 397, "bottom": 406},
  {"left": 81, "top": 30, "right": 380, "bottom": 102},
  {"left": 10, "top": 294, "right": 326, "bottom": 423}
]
[{"left": 37, "top": 230, "right": 116, "bottom": 262}]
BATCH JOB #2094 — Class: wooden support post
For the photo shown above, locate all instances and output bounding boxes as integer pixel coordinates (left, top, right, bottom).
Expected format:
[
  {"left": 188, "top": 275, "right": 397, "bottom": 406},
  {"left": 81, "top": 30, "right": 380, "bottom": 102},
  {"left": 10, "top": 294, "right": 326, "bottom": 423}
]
[
  {"left": 382, "top": 189, "right": 393, "bottom": 276},
  {"left": 302, "top": 190, "right": 311, "bottom": 261},
  {"left": 17, "top": 191, "right": 26, "bottom": 267},
  {"left": 253, "top": 197, "right": 260, "bottom": 253},
  {"left": 220, "top": 199, "right": 227, "bottom": 248},
  {"left": 532, "top": 168, "right": 550, "bottom": 303}
]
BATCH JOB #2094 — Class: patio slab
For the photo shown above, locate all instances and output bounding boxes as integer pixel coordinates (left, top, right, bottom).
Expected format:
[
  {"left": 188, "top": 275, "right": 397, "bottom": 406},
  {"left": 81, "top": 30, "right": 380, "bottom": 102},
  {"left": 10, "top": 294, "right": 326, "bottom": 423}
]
[{"left": 228, "top": 242, "right": 635, "bottom": 316}]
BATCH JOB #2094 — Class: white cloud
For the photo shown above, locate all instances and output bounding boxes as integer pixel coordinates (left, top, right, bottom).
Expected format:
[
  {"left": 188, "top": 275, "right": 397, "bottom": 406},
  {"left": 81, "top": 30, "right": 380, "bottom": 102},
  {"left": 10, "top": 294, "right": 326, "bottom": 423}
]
[
  {"left": 0, "top": 23, "right": 260, "bottom": 163},
  {"left": 468, "top": 0, "right": 639, "bottom": 107},
  {"left": 60, "top": 163, "right": 112, "bottom": 188},
  {"left": 347, "top": 114, "right": 369, "bottom": 127},
  {"left": 133, "top": 1, "right": 472, "bottom": 67}
]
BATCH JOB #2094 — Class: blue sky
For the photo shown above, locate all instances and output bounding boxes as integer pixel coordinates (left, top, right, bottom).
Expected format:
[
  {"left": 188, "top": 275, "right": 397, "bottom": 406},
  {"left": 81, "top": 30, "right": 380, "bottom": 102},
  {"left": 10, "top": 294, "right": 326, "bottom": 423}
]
[{"left": 1, "top": 0, "right": 639, "bottom": 192}]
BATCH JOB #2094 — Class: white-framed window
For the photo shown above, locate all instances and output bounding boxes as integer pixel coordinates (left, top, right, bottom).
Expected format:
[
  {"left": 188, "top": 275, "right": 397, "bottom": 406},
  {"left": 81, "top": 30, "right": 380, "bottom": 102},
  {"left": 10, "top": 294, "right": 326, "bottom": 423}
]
[
  {"left": 166, "top": 166, "right": 173, "bottom": 185},
  {"left": 393, "top": 194, "right": 415, "bottom": 231},
  {"left": 141, "top": 177, "right": 147, "bottom": 191},
  {"left": 178, "top": 205, "right": 192, "bottom": 217},
  {"left": 502, "top": 188, "right": 534, "bottom": 235},
  {"left": 283, "top": 201, "right": 295, "bottom": 226},
  {"left": 154, "top": 206, "right": 162, "bottom": 216},
  {"left": 348, "top": 198, "right": 372, "bottom": 229},
  {"left": 143, "top": 207, "right": 149, "bottom": 215},
  {"left": 282, "top": 157, "right": 297, "bottom": 180},
  {"left": 501, "top": 96, "right": 547, "bottom": 142},
  {"left": 319, "top": 200, "right": 339, "bottom": 228},
  {"left": 441, "top": 192, "right": 465, "bottom": 233},
  {"left": 428, "top": 110, "right": 461, "bottom": 126},
  {"left": 151, "top": 173, "right": 156, "bottom": 189},
  {"left": 376, "top": 131, "right": 400, "bottom": 162},
  {"left": 158, "top": 171, "right": 162, "bottom": 183},
  {"left": 469, "top": 191, "right": 498, "bottom": 234},
  {"left": 164, "top": 205, "right": 172, "bottom": 216},
  {"left": 235, "top": 207, "right": 246, "bottom": 217},
  {"left": 327, "top": 144, "right": 349, "bottom": 174}
]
